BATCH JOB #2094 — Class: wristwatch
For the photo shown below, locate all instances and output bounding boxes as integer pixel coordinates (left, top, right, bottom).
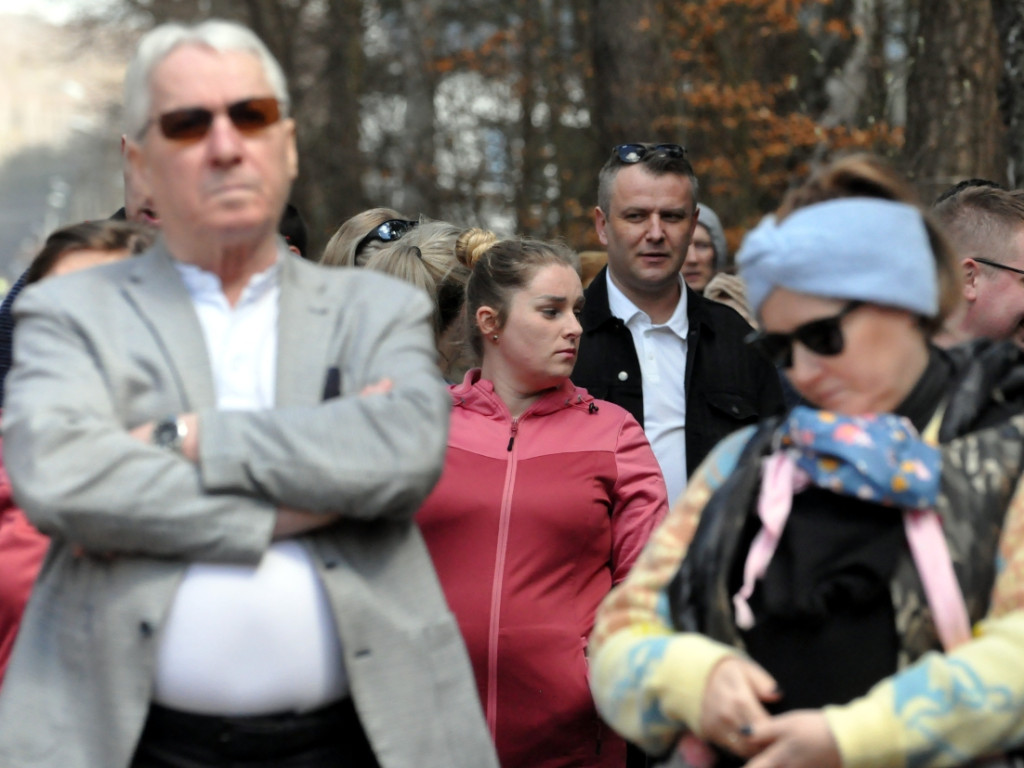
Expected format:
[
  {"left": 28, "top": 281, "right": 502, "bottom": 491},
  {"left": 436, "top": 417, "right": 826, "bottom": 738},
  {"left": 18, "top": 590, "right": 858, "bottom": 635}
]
[{"left": 152, "top": 416, "right": 187, "bottom": 453}]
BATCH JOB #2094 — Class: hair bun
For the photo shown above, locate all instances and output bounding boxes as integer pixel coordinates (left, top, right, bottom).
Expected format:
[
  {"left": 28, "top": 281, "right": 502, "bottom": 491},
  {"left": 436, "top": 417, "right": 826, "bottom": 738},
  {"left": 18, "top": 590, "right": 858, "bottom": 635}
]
[{"left": 456, "top": 228, "right": 499, "bottom": 268}]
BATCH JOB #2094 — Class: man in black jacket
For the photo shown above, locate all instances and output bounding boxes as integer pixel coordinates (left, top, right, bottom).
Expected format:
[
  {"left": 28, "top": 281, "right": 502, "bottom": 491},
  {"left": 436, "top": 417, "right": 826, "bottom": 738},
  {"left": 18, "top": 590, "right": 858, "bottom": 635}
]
[{"left": 574, "top": 143, "right": 784, "bottom": 507}]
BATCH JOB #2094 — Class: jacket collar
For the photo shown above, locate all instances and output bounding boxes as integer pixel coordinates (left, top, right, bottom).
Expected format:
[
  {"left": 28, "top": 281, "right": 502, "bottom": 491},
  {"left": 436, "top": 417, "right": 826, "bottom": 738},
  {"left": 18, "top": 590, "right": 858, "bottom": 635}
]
[
  {"left": 582, "top": 265, "right": 717, "bottom": 338},
  {"left": 451, "top": 368, "right": 596, "bottom": 419}
]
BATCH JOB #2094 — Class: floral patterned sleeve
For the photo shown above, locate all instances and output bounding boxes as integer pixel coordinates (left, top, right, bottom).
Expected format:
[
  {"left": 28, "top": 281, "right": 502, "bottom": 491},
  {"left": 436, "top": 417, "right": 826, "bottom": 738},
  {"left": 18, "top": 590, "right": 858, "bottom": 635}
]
[
  {"left": 588, "top": 427, "right": 757, "bottom": 756},
  {"left": 822, "top": 471, "right": 1024, "bottom": 768}
]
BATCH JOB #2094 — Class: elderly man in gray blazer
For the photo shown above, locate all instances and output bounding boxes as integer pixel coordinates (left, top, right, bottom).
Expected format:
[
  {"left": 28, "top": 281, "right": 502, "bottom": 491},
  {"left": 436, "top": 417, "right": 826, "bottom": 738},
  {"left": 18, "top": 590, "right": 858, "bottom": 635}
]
[{"left": 0, "top": 19, "right": 497, "bottom": 768}]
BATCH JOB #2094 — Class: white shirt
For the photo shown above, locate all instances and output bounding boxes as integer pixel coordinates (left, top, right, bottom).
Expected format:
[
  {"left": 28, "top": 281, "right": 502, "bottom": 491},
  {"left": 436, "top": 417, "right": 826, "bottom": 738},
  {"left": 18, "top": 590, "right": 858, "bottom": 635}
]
[
  {"left": 606, "top": 271, "right": 689, "bottom": 505},
  {"left": 152, "top": 259, "right": 348, "bottom": 715}
]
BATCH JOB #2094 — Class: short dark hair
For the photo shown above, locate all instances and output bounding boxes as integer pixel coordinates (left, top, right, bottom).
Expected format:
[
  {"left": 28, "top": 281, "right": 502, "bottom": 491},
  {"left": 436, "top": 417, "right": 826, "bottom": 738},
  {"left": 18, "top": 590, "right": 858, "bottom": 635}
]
[
  {"left": 932, "top": 178, "right": 1004, "bottom": 206},
  {"left": 597, "top": 144, "right": 700, "bottom": 214},
  {"left": 279, "top": 203, "right": 308, "bottom": 257},
  {"left": 26, "top": 219, "right": 155, "bottom": 285}
]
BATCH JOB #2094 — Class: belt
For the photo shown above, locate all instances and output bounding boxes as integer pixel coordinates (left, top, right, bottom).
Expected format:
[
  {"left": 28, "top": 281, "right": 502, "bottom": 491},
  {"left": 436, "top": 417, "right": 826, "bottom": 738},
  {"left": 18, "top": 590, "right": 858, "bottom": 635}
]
[{"left": 140, "top": 698, "right": 364, "bottom": 762}]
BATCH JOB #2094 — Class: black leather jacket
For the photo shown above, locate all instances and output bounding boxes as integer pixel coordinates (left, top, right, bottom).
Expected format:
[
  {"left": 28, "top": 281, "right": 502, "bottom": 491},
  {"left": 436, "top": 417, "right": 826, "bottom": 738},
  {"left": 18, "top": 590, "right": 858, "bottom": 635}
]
[{"left": 573, "top": 268, "right": 785, "bottom": 479}]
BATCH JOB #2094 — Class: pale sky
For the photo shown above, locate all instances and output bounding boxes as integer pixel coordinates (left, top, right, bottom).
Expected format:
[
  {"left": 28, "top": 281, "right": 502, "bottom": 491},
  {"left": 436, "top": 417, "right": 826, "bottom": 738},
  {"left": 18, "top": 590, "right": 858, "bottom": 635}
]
[{"left": 0, "top": 0, "right": 113, "bottom": 24}]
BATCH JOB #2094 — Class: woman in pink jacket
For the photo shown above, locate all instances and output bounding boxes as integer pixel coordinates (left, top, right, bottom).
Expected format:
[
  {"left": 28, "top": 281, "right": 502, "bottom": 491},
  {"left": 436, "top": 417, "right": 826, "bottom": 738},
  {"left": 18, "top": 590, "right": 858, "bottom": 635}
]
[{"left": 417, "top": 238, "right": 669, "bottom": 768}]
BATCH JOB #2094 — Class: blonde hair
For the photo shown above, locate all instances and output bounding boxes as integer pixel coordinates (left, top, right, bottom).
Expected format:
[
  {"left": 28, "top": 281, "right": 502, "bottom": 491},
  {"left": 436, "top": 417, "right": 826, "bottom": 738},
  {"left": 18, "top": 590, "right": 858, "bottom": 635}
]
[
  {"left": 776, "top": 153, "right": 960, "bottom": 335},
  {"left": 319, "top": 207, "right": 409, "bottom": 267},
  {"left": 366, "top": 221, "right": 500, "bottom": 380}
]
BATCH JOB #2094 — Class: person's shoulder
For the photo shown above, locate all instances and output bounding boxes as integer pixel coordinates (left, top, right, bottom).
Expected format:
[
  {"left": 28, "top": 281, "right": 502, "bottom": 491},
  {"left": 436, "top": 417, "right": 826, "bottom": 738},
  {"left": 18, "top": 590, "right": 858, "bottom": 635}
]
[
  {"left": 693, "top": 290, "right": 753, "bottom": 333},
  {"left": 290, "top": 256, "right": 429, "bottom": 305},
  {"left": 15, "top": 252, "right": 140, "bottom": 311}
]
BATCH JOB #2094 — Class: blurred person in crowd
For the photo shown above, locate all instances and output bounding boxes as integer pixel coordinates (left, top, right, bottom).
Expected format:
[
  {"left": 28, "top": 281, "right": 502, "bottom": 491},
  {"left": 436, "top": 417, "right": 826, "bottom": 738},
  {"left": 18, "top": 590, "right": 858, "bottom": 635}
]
[
  {"left": 0, "top": 219, "right": 154, "bottom": 691},
  {"left": 574, "top": 142, "right": 784, "bottom": 507},
  {"left": 319, "top": 207, "right": 415, "bottom": 267},
  {"left": 363, "top": 221, "right": 497, "bottom": 382},
  {"left": 589, "top": 153, "right": 1024, "bottom": 768},
  {"left": 932, "top": 184, "right": 1024, "bottom": 347},
  {"left": 416, "top": 237, "right": 668, "bottom": 768},
  {"left": 0, "top": 18, "right": 496, "bottom": 768},
  {"left": 681, "top": 204, "right": 727, "bottom": 294}
]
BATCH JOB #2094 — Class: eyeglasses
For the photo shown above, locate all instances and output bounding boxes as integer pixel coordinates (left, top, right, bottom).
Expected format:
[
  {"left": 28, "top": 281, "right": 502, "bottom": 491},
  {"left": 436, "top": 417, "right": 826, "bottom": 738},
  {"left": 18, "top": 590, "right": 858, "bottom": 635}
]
[
  {"left": 612, "top": 143, "right": 687, "bottom": 164},
  {"left": 355, "top": 219, "right": 418, "bottom": 255},
  {"left": 142, "top": 96, "right": 282, "bottom": 141},
  {"left": 973, "top": 257, "right": 1024, "bottom": 277},
  {"left": 746, "top": 301, "right": 864, "bottom": 369}
]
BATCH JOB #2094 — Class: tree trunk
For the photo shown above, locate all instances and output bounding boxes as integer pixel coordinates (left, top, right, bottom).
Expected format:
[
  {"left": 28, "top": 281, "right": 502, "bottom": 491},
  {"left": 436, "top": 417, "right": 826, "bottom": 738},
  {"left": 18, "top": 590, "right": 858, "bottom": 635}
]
[
  {"left": 590, "top": 0, "right": 675, "bottom": 146},
  {"left": 992, "top": 0, "right": 1024, "bottom": 188},
  {"left": 904, "top": 0, "right": 1006, "bottom": 202}
]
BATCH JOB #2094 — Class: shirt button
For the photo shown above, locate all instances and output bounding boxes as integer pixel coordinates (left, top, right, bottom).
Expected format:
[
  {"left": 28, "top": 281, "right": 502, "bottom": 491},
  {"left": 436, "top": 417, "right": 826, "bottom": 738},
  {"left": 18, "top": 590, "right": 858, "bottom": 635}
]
[{"left": 618, "top": 371, "right": 628, "bottom": 381}]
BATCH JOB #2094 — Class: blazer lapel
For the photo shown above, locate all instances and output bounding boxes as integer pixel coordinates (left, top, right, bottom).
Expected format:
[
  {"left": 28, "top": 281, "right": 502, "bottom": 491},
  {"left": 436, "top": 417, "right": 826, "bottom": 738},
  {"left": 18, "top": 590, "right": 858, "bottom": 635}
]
[
  {"left": 276, "top": 253, "right": 334, "bottom": 406},
  {"left": 120, "top": 241, "right": 217, "bottom": 410}
]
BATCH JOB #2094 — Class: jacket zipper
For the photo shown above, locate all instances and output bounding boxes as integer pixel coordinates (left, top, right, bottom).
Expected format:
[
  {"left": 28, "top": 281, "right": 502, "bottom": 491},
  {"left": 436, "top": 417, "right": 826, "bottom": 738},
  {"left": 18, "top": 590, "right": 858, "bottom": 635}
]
[{"left": 486, "top": 416, "right": 520, "bottom": 736}]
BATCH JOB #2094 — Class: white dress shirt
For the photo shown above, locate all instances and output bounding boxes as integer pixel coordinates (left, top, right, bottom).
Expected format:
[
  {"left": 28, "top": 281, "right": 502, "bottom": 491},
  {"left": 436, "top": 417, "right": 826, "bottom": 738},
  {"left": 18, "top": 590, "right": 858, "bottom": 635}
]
[
  {"left": 606, "top": 271, "right": 689, "bottom": 505},
  {"left": 152, "top": 259, "right": 348, "bottom": 715}
]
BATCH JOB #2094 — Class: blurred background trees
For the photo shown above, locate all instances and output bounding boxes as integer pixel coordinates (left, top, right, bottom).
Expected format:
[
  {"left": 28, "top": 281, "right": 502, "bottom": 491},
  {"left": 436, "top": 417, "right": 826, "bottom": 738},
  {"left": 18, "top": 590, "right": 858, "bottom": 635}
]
[{"left": 8, "top": 0, "right": 1021, "bottom": 262}]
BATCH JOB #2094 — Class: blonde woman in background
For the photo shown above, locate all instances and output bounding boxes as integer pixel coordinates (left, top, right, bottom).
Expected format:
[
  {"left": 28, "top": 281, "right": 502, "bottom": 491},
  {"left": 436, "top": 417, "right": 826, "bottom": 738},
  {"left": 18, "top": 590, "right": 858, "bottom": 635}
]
[{"left": 319, "top": 207, "right": 416, "bottom": 267}]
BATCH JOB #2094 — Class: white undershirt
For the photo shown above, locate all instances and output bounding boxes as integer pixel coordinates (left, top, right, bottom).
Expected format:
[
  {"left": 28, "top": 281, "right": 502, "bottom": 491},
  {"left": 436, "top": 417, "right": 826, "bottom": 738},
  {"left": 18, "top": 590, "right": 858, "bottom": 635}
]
[
  {"left": 606, "top": 271, "right": 689, "bottom": 505},
  {"left": 152, "top": 259, "right": 347, "bottom": 715}
]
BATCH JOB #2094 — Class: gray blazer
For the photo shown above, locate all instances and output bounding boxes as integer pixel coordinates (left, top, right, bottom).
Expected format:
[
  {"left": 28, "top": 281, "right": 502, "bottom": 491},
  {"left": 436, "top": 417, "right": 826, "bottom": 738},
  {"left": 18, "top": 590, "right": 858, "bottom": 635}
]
[{"left": 0, "top": 242, "right": 498, "bottom": 768}]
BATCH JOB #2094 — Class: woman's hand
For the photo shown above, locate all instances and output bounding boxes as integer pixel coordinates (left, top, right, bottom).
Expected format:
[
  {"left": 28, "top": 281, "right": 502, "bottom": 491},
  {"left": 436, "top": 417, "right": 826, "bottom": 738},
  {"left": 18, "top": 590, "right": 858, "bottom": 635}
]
[
  {"left": 698, "top": 656, "right": 781, "bottom": 757},
  {"left": 744, "top": 710, "right": 841, "bottom": 768}
]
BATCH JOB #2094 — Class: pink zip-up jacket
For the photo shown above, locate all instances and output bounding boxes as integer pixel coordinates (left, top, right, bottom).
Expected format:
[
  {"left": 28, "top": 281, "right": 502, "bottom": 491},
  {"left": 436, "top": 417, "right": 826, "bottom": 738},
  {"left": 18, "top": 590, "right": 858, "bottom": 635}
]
[{"left": 417, "top": 369, "right": 668, "bottom": 768}]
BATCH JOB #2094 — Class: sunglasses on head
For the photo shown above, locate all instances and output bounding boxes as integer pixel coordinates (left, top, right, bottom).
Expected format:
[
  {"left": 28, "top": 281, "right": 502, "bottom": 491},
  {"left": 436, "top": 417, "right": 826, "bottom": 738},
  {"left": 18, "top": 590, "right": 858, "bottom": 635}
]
[
  {"left": 143, "top": 96, "right": 282, "bottom": 141},
  {"left": 746, "top": 301, "right": 864, "bottom": 369},
  {"left": 355, "top": 219, "right": 419, "bottom": 255},
  {"left": 612, "top": 143, "right": 687, "bottom": 164}
]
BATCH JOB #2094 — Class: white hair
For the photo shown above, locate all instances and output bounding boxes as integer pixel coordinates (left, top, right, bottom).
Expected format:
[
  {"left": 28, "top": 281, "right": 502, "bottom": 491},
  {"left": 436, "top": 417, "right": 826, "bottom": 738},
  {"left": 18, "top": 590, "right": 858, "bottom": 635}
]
[{"left": 123, "top": 19, "right": 290, "bottom": 139}]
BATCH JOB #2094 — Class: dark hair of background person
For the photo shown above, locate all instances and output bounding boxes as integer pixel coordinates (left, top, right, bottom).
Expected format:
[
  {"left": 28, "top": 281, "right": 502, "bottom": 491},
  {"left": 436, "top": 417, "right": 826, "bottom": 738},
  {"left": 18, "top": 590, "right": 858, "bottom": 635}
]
[
  {"left": 774, "top": 153, "right": 960, "bottom": 336},
  {"left": 279, "top": 203, "right": 308, "bottom": 258},
  {"left": 596, "top": 144, "right": 700, "bottom": 215},
  {"left": 25, "top": 220, "right": 155, "bottom": 286},
  {"left": 464, "top": 237, "right": 581, "bottom": 358},
  {"left": 932, "top": 178, "right": 1005, "bottom": 206}
]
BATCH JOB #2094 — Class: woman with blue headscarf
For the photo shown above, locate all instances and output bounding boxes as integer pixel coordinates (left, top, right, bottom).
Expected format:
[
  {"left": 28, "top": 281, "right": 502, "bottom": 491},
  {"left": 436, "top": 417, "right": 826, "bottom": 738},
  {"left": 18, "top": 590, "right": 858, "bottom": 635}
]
[{"left": 587, "top": 154, "right": 1024, "bottom": 768}]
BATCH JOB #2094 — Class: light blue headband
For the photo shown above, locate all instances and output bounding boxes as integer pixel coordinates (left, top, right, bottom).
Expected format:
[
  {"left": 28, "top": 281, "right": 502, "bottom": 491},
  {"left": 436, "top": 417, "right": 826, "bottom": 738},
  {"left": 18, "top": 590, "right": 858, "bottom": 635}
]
[{"left": 737, "top": 198, "right": 938, "bottom": 319}]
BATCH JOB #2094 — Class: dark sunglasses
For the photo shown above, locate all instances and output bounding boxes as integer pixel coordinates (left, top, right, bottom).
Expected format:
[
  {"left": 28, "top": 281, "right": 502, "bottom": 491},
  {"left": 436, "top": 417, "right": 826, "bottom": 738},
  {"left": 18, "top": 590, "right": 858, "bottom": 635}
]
[
  {"left": 144, "top": 96, "right": 282, "bottom": 141},
  {"left": 746, "top": 301, "right": 864, "bottom": 369},
  {"left": 973, "top": 257, "right": 1024, "bottom": 277},
  {"left": 612, "top": 143, "right": 687, "bottom": 164},
  {"left": 355, "top": 219, "right": 419, "bottom": 255}
]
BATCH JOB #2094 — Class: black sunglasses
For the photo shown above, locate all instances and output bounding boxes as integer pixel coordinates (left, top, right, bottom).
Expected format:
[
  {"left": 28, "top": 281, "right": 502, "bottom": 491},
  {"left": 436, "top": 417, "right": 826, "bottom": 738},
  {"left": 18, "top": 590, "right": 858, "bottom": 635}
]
[
  {"left": 746, "top": 302, "right": 864, "bottom": 369},
  {"left": 143, "top": 96, "right": 282, "bottom": 141},
  {"left": 612, "top": 143, "right": 687, "bottom": 164},
  {"left": 355, "top": 219, "right": 419, "bottom": 255},
  {"left": 973, "top": 257, "right": 1024, "bottom": 277}
]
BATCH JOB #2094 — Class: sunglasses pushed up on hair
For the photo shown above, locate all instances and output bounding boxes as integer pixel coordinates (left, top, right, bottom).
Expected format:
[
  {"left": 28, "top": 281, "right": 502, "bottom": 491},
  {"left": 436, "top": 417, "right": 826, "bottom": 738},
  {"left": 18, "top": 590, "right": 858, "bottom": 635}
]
[
  {"left": 142, "top": 96, "right": 283, "bottom": 141},
  {"left": 355, "top": 219, "right": 419, "bottom": 255},
  {"left": 611, "top": 143, "right": 687, "bottom": 164},
  {"left": 745, "top": 301, "right": 864, "bottom": 369}
]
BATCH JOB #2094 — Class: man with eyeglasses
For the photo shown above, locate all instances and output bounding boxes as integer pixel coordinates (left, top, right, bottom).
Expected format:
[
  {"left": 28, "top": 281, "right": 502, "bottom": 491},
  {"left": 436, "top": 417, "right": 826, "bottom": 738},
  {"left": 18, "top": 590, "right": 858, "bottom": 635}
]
[
  {"left": 573, "top": 143, "right": 784, "bottom": 508},
  {"left": 0, "top": 19, "right": 496, "bottom": 768},
  {"left": 933, "top": 183, "right": 1024, "bottom": 348}
]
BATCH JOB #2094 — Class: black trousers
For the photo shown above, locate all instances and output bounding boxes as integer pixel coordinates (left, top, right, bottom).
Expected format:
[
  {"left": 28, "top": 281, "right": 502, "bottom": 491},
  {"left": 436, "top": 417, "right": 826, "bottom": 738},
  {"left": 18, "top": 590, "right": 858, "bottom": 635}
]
[{"left": 130, "top": 698, "right": 381, "bottom": 768}]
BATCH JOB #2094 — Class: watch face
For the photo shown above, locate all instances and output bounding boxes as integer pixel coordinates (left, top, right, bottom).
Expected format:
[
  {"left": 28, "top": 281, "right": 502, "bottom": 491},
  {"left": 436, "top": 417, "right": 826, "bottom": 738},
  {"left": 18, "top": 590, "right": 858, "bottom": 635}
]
[{"left": 153, "top": 419, "right": 181, "bottom": 449}]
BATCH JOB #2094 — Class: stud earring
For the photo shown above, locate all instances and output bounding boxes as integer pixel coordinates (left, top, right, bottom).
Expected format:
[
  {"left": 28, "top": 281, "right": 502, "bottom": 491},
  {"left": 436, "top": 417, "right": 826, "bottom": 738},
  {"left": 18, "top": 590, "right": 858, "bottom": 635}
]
[{"left": 492, "top": 334, "right": 499, "bottom": 341}]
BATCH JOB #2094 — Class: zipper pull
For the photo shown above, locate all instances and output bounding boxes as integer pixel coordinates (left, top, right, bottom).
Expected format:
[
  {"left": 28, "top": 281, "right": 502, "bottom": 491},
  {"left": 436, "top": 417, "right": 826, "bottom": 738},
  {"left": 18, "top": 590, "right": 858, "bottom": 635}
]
[{"left": 507, "top": 418, "right": 519, "bottom": 451}]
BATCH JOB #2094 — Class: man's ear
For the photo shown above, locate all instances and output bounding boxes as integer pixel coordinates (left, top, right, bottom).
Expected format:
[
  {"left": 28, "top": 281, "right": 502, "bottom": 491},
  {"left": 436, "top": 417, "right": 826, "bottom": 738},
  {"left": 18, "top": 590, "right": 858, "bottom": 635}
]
[
  {"left": 962, "top": 258, "right": 980, "bottom": 301},
  {"left": 594, "top": 206, "right": 609, "bottom": 247},
  {"left": 475, "top": 305, "right": 499, "bottom": 337}
]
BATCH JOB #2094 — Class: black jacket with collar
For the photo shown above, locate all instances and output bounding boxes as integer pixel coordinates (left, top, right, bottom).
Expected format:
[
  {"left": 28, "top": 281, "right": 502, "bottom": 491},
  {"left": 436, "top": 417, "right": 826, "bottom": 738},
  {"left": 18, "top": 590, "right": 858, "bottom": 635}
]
[{"left": 572, "top": 267, "right": 785, "bottom": 479}]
